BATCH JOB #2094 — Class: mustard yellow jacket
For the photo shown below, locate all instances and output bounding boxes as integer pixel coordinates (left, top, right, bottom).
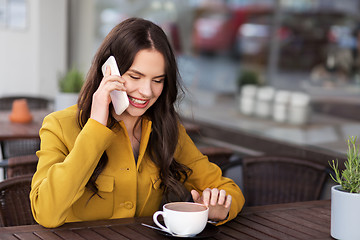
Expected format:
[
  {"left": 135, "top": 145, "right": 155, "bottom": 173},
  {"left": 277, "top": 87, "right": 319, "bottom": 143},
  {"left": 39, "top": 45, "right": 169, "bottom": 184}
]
[{"left": 30, "top": 105, "right": 244, "bottom": 228}]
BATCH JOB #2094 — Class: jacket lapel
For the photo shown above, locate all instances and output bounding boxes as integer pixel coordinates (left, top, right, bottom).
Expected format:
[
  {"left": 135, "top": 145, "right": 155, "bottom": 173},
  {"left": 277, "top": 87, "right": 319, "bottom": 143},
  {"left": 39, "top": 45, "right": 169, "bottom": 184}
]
[{"left": 137, "top": 118, "right": 152, "bottom": 170}]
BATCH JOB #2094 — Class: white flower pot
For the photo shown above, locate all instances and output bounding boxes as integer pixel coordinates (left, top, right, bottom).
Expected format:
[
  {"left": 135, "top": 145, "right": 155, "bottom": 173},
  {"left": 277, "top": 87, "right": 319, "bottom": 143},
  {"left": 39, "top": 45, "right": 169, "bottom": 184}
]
[
  {"left": 254, "top": 86, "right": 275, "bottom": 118},
  {"left": 331, "top": 185, "right": 360, "bottom": 240},
  {"left": 238, "top": 85, "right": 257, "bottom": 116},
  {"left": 239, "top": 97, "right": 256, "bottom": 115},
  {"left": 54, "top": 92, "right": 78, "bottom": 111}
]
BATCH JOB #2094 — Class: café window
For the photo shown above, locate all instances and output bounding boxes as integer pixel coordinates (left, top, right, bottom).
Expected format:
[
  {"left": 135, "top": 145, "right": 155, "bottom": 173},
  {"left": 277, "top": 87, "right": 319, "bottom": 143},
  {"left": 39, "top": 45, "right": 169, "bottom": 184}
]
[{"left": 93, "top": 0, "right": 360, "bottom": 121}]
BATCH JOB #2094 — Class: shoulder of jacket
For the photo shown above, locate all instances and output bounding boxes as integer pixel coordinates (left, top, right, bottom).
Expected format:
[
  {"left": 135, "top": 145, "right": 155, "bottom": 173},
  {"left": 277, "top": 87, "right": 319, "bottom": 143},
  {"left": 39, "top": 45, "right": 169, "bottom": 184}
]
[{"left": 45, "top": 104, "right": 78, "bottom": 123}]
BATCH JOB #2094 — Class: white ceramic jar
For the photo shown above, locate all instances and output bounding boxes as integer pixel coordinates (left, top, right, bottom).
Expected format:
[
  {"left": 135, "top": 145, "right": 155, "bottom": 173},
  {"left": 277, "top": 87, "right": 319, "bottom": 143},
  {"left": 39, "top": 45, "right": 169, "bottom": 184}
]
[
  {"left": 239, "top": 85, "right": 258, "bottom": 115},
  {"left": 254, "top": 86, "right": 275, "bottom": 118},
  {"left": 331, "top": 185, "right": 360, "bottom": 240},
  {"left": 288, "top": 92, "right": 310, "bottom": 125},
  {"left": 273, "top": 90, "right": 291, "bottom": 123}
]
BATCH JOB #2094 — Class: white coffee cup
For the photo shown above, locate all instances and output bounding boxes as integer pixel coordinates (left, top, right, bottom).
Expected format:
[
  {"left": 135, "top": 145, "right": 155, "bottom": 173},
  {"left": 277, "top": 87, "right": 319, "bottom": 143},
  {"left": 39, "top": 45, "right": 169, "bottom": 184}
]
[{"left": 153, "top": 202, "right": 209, "bottom": 237}]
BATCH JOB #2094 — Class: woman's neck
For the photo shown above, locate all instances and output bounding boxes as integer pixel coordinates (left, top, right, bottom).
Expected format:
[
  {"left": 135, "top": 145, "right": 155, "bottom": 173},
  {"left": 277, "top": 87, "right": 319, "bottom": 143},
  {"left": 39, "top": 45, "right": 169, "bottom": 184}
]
[
  {"left": 113, "top": 111, "right": 142, "bottom": 157},
  {"left": 112, "top": 110, "right": 139, "bottom": 132}
]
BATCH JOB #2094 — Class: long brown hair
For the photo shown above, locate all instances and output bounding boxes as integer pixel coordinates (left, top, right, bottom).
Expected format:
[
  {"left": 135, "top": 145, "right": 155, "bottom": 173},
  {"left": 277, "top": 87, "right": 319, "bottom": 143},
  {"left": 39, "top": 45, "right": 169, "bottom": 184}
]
[{"left": 77, "top": 18, "right": 192, "bottom": 200}]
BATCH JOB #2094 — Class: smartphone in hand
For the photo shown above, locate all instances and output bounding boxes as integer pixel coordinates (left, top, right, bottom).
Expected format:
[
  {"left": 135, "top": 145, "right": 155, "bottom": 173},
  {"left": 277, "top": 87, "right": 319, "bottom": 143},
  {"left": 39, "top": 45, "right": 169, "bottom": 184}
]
[{"left": 101, "top": 56, "right": 129, "bottom": 115}]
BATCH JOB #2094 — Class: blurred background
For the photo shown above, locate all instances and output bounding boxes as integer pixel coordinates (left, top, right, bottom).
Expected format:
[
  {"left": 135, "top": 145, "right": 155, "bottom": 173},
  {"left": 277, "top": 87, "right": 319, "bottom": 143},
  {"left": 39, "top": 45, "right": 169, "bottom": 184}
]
[
  {"left": 2, "top": 0, "right": 360, "bottom": 100},
  {"left": 1, "top": 0, "right": 360, "bottom": 195}
]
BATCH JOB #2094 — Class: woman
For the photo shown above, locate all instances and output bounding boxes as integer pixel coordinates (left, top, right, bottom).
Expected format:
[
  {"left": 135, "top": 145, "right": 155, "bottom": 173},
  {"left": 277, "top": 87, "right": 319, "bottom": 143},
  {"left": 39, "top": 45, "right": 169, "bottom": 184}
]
[{"left": 30, "top": 17, "right": 245, "bottom": 228}]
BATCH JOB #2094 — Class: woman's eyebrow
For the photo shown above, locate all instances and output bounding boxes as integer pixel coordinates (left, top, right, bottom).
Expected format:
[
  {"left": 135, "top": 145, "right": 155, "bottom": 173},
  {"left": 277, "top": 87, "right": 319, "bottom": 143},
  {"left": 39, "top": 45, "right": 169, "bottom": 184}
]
[
  {"left": 128, "top": 69, "right": 165, "bottom": 78},
  {"left": 128, "top": 69, "right": 145, "bottom": 76},
  {"left": 153, "top": 74, "right": 166, "bottom": 79}
]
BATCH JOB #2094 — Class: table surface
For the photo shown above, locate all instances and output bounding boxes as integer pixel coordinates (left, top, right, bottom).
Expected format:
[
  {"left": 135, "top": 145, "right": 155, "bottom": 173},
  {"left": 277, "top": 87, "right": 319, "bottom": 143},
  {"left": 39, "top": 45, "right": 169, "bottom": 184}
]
[
  {"left": 0, "top": 200, "right": 331, "bottom": 240},
  {"left": 0, "top": 110, "right": 49, "bottom": 141}
]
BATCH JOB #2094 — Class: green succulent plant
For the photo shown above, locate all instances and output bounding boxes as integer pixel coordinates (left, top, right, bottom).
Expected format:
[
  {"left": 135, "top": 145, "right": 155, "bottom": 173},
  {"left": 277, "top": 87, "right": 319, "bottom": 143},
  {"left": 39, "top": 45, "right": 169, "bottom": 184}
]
[
  {"left": 329, "top": 136, "right": 360, "bottom": 193},
  {"left": 58, "top": 68, "right": 84, "bottom": 93},
  {"left": 236, "top": 69, "right": 260, "bottom": 92}
]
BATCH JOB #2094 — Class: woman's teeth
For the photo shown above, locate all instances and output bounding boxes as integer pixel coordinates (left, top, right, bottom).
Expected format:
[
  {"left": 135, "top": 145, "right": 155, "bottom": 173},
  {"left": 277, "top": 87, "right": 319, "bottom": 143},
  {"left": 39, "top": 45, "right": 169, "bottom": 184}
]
[{"left": 129, "top": 96, "right": 146, "bottom": 104}]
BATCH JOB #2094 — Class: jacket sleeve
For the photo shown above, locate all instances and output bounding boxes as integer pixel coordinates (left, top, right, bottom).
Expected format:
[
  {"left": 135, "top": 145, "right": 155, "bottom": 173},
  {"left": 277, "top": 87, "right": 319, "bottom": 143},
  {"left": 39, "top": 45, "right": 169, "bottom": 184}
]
[
  {"left": 175, "top": 124, "right": 245, "bottom": 225},
  {"left": 30, "top": 114, "right": 116, "bottom": 228}
]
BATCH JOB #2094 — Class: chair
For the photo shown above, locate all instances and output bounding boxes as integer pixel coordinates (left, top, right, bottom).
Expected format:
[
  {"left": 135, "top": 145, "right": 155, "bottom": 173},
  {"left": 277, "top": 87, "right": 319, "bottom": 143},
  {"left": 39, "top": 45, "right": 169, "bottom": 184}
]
[
  {"left": 222, "top": 156, "right": 328, "bottom": 206},
  {"left": 0, "top": 138, "right": 40, "bottom": 179},
  {"left": 7, "top": 154, "right": 38, "bottom": 179},
  {"left": 0, "top": 96, "right": 51, "bottom": 110},
  {"left": 1, "top": 138, "right": 40, "bottom": 159},
  {"left": 199, "top": 146, "right": 233, "bottom": 168},
  {"left": 0, "top": 174, "right": 36, "bottom": 226}
]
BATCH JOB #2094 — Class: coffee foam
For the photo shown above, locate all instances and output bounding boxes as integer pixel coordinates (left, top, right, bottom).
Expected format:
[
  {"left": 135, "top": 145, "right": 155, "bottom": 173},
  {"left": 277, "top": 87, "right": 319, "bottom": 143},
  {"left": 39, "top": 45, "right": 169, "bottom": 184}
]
[{"left": 166, "top": 202, "right": 207, "bottom": 212}]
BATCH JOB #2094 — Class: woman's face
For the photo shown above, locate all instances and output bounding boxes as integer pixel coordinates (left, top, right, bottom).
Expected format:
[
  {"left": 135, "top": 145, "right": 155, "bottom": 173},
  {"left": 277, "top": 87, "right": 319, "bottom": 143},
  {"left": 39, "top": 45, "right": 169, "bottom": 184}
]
[{"left": 121, "top": 49, "right": 165, "bottom": 117}]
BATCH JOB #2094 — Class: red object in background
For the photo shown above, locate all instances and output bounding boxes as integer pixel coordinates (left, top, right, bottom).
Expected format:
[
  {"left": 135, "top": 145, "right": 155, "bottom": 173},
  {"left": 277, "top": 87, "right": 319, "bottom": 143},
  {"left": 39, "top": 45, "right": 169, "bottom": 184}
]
[
  {"left": 9, "top": 99, "right": 33, "bottom": 124},
  {"left": 192, "top": 5, "right": 272, "bottom": 54}
]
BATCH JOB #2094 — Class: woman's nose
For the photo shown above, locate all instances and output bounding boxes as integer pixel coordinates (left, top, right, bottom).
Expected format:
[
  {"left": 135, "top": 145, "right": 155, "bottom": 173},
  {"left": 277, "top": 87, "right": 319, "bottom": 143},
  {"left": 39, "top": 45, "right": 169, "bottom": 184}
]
[{"left": 138, "top": 80, "right": 152, "bottom": 97}]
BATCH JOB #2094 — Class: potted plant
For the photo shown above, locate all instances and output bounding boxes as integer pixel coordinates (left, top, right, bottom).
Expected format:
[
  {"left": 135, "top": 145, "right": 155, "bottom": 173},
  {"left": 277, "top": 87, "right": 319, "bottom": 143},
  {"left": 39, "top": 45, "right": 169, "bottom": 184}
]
[
  {"left": 329, "top": 136, "right": 360, "bottom": 240},
  {"left": 236, "top": 69, "right": 260, "bottom": 92},
  {"left": 54, "top": 68, "right": 84, "bottom": 111},
  {"left": 236, "top": 69, "right": 261, "bottom": 115}
]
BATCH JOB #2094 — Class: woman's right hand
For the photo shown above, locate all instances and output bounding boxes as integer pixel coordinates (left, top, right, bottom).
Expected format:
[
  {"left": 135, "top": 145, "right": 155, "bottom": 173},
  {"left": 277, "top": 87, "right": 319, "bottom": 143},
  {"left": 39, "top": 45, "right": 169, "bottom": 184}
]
[{"left": 90, "top": 66, "right": 126, "bottom": 126}]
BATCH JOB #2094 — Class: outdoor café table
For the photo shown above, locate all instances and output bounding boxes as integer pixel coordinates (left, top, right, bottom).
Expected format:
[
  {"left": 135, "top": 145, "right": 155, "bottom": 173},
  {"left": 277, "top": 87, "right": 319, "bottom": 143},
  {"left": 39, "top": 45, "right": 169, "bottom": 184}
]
[
  {"left": 0, "top": 110, "right": 50, "bottom": 141},
  {"left": 0, "top": 200, "right": 331, "bottom": 239}
]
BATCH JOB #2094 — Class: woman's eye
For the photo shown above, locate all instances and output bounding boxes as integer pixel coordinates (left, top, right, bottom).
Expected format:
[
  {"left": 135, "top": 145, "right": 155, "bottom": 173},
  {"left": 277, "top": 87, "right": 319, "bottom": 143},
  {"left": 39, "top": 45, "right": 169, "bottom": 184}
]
[
  {"left": 129, "top": 75, "right": 140, "bottom": 80},
  {"left": 153, "top": 79, "right": 164, "bottom": 83}
]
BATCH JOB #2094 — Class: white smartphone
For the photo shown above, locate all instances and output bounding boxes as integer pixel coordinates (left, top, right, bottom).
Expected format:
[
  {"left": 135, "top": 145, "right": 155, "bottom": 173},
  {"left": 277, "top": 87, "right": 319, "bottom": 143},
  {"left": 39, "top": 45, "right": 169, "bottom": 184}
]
[{"left": 101, "top": 56, "right": 129, "bottom": 115}]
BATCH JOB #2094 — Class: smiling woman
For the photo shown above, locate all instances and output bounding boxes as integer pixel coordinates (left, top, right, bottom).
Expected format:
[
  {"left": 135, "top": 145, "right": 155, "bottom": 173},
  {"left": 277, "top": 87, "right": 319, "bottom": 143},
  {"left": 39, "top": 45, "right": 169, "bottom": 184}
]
[
  {"left": 122, "top": 49, "right": 165, "bottom": 116},
  {"left": 29, "top": 17, "right": 245, "bottom": 228}
]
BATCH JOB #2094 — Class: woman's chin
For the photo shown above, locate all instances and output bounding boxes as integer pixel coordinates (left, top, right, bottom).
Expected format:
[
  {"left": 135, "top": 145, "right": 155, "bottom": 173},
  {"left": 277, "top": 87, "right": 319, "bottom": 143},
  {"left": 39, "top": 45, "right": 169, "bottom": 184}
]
[{"left": 124, "top": 108, "right": 147, "bottom": 118}]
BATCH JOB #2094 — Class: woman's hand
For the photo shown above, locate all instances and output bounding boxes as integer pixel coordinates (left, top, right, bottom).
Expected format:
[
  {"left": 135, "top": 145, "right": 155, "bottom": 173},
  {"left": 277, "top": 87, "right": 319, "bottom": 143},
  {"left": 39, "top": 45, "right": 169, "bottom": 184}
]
[
  {"left": 90, "top": 66, "right": 126, "bottom": 125},
  {"left": 191, "top": 188, "right": 232, "bottom": 222}
]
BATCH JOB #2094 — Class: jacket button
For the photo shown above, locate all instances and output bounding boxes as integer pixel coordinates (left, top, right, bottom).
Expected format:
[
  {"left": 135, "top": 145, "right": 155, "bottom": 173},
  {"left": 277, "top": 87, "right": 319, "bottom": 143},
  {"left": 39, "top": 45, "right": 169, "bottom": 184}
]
[{"left": 125, "top": 201, "right": 133, "bottom": 209}]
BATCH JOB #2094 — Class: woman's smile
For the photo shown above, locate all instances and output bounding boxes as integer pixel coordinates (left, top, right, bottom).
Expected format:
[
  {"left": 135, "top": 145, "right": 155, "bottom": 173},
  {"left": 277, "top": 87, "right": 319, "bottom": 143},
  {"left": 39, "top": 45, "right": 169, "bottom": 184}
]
[{"left": 128, "top": 95, "right": 149, "bottom": 108}]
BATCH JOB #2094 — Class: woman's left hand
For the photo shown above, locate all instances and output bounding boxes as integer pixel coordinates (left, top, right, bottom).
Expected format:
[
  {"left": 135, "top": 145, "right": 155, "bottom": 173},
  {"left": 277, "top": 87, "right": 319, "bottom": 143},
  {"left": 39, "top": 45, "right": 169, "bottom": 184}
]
[{"left": 191, "top": 188, "right": 232, "bottom": 222}]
